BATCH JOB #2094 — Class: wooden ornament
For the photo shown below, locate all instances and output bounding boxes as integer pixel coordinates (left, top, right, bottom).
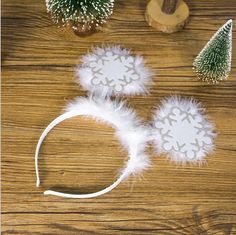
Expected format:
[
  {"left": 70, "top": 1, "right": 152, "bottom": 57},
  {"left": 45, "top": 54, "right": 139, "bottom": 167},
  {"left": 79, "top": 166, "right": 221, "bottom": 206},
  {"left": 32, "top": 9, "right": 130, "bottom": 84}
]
[{"left": 145, "top": 0, "right": 189, "bottom": 33}]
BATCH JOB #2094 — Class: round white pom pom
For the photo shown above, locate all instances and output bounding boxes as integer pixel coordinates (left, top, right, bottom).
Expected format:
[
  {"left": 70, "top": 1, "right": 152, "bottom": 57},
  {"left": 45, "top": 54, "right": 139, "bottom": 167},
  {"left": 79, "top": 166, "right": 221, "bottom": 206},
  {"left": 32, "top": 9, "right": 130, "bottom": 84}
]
[
  {"left": 152, "top": 96, "right": 216, "bottom": 164},
  {"left": 76, "top": 45, "right": 152, "bottom": 97}
]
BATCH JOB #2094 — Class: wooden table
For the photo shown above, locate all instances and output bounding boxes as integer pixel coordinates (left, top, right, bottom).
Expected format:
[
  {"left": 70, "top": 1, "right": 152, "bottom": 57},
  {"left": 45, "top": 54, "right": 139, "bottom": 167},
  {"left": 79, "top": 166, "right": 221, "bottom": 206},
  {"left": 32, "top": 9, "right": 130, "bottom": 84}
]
[{"left": 2, "top": 0, "right": 236, "bottom": 234}]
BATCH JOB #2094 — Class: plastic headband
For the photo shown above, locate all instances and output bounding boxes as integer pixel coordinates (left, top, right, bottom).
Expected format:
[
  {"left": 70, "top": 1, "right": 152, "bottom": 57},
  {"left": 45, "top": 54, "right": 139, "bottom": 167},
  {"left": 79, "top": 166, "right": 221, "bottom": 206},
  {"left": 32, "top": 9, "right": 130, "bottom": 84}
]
[{"left": 35, "top": 97, "right": 150, "bottom": 198}]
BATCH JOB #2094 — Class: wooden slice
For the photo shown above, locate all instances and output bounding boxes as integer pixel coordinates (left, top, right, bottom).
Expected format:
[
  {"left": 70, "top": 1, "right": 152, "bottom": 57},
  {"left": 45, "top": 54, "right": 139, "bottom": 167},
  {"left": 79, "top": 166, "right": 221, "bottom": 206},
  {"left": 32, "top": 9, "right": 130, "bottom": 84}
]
[{"left": 145, "top": 0, "right": 189, "bottom": 33}]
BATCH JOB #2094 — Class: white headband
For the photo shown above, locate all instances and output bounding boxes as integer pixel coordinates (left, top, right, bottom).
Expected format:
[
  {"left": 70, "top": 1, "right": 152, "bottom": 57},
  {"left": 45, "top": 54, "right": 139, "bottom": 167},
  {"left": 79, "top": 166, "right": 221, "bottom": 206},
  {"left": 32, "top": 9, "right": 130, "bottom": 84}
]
[{"left": 35, "top": 97, "right": 150, "bottom": 198}]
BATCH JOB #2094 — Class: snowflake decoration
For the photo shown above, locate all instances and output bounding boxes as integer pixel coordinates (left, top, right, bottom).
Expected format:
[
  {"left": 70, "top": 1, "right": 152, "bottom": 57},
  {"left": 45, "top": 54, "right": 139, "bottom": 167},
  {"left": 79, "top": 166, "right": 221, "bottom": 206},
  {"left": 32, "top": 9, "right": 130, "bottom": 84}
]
[
  {"left": 152, "top": 97, "right": 215, "bottom": 164},
  {"left": 76, "top": 46, "right": 151, "bottom": 96}
]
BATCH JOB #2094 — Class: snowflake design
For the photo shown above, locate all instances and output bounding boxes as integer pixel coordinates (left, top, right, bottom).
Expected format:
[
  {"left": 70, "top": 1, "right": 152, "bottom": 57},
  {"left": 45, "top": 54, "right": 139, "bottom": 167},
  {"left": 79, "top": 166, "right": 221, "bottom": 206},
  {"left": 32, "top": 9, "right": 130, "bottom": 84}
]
[
  {"left": 89, "top": 50, "right": 140, "bottom": 92},
  {"left": 153, "top": 101, "right": 215, "bottom": 163},
  {"left": 77, "top": 46, "right": 151, "bottom": 96}
]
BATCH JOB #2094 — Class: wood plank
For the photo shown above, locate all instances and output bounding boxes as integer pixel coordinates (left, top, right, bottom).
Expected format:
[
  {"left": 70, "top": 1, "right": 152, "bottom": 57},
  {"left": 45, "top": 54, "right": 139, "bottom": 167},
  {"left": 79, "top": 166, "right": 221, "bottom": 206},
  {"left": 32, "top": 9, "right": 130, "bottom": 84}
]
[{"left": 2, "top": 0, "right": 236, "bottom": 234}]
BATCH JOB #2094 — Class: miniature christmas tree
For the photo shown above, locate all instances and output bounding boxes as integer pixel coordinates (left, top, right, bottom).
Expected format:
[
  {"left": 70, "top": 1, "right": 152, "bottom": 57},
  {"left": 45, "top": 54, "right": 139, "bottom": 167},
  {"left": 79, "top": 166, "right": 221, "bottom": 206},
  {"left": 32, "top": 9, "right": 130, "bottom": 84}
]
[
  {"left": 46, "top": 0, "right": 114, "bottom": 33},
  {"left": 193, "top": 19, "right": 233, "bottom": 83}
]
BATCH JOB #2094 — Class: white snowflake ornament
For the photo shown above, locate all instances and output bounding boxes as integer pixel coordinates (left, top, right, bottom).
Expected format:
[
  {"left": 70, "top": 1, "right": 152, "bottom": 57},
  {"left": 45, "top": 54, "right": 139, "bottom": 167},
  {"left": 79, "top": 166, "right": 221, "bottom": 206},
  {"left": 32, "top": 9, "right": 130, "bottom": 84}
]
[
  {"left": 152, "top": 97, "right": 215, "bottom": 164},
  {"left": 76, "top": 46, "right": 152, "bottom": 96}
]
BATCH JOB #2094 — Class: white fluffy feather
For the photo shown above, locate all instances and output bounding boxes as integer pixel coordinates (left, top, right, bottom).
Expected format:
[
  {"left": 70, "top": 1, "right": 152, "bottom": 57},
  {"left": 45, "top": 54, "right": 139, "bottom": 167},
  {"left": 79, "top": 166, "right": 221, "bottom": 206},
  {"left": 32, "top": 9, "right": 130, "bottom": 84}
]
[
  {"left": 75, "top": 45, "right": 152, "bottom": 97},
  {"left": 152, "top": 96, "right": 216, "bottom": 164},
  {"left": 66, "top": 96, "right": 151, "bottom": 175}
]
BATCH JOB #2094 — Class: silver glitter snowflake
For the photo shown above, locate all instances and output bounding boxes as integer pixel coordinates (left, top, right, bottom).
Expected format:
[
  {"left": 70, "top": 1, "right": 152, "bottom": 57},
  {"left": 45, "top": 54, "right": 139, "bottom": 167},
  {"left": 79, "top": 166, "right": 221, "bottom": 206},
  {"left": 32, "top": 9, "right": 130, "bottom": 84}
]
[
  {"left": 89, "top": 51, "right": 140, "bottom": 92},
  {"left": 153, "top": 97, "right": 215, "bottom": 163},
  {"left": 76, "top": 46, "right": 151, "bottom": 96}
]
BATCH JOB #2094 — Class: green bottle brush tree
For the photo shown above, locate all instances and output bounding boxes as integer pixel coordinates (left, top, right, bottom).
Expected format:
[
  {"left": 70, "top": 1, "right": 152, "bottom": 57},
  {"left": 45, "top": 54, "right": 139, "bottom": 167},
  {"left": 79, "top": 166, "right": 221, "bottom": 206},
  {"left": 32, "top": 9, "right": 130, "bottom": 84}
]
[
  {"left": 193, "top": 19, "right": 233, "bottom": 83},
  {"left": 46, "top": 0, "right": 115, "bottom": 33}
]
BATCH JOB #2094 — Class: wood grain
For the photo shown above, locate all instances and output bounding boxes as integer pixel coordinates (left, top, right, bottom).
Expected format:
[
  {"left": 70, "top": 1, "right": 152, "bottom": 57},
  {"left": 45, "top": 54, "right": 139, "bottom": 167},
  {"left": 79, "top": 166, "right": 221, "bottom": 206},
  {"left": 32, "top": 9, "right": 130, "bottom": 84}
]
[{"left": 2, "top": 0, "right": 236, "bottom": 234}]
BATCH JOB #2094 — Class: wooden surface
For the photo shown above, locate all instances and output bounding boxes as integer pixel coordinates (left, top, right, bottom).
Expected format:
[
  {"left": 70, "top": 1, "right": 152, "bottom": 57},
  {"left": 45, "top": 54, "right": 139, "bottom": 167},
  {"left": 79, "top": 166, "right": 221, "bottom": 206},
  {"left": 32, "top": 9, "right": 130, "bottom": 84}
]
[{"left": 2, "top": 0, "right": 236, "bottom": 234}]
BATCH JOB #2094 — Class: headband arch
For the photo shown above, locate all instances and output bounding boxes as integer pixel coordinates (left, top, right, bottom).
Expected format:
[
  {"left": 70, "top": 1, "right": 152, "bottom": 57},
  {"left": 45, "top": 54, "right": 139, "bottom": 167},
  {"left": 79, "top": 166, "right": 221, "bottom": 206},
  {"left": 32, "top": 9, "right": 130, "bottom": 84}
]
[{"left": 35, "top": 97, "right": 150, "bottom": 198}]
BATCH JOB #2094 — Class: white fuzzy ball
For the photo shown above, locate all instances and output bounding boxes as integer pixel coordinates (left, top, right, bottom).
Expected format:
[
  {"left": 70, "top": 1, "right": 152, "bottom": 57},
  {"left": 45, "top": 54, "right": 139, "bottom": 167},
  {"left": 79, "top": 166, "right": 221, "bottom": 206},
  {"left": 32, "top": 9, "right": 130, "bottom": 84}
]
[
  {"left": 152, "top": 96, "right": 216, "bottom": 164},
  {"left": 76, "top": 45, "right": 152, "bottom": 97}
]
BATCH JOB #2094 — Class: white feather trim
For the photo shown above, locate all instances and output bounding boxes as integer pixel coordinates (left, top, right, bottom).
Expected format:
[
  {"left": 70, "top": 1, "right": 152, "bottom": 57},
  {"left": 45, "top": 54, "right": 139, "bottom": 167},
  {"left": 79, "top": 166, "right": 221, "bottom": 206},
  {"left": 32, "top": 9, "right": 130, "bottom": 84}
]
[
  {"left": 152, "top": 96, "right": 216, "bottom": 164},
  {"left": 76, "top": 45, "right": 152, "bottom": 97},
  {"left": 66, "top": 96, "right": 151, "bottom": 175}
]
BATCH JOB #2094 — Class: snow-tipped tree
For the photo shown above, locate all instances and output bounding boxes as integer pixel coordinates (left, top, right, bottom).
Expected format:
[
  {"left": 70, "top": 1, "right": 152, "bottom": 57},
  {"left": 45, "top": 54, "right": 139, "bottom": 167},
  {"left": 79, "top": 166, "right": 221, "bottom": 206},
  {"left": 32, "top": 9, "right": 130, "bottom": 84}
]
[
  {"left": 193, "top": 19, "right": 233, "bottom": 83},
  {"left": 46, "top": 0, "right": 114, "bottom": 32}
]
